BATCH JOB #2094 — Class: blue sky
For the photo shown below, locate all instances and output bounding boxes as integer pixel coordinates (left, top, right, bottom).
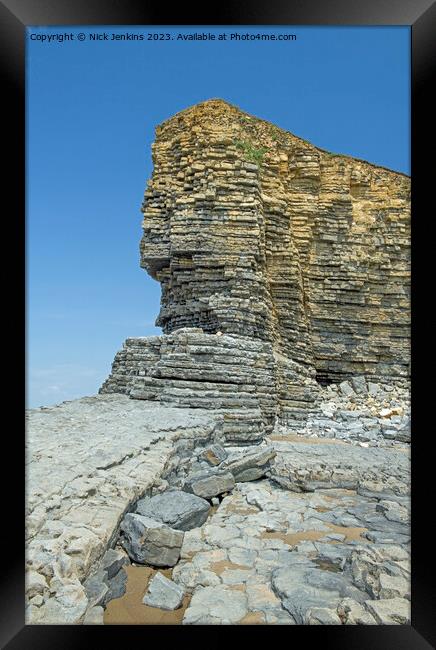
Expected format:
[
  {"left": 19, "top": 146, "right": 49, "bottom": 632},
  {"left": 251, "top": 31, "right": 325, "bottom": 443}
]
[{"left": 27, "top": 26, "right": 410, "bottom": 408}]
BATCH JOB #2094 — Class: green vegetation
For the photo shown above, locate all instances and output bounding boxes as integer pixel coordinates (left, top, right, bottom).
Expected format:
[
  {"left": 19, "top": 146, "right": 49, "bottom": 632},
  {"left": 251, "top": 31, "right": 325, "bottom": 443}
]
[
  {"left": 268, "top": 126, "right": 279, "bottom": 142},
  {"left": 235, "top": 140, "right": 268, "bottom": 165}
]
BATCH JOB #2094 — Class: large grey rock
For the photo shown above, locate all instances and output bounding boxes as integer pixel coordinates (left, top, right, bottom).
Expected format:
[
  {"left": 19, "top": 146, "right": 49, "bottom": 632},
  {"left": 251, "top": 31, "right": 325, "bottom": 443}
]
[
  {"left": 120, "top": 513, "right": 184, "bottom": 567},
  {"left": 376, "top": 500, "right": 410, "bottom": 525},
  {"left": 83, "top": 569, "right": 109, "bottom": 608},
  {"left": 84, "top": 561, "right": 129, "bottom": 608},
  {"left": 199, "top": 444, "right": 228, "bottom": 466},
  {"left": 136, "top": 490, "right": 210, "bottom": 531},
  {"left": 101, "top": 548, "right": 130, "bottom": 579},
  {"left": 183, "top": 470, "right": 235, "bottom": 499},
  {"left": 313, "top": 543, "right": 351, "bottom": 571},
  {"left": 348, "top": 546, "right": 384, "bottom": 597},
  {"left": 105, "top": 567, "right": 128, "bottom": 604},
  {"left": 368, "top": 382, "right": 380, "bottom": 397},
  {"left": 339, "top": 381, "right": 355, "bottom": 397},
  {"left": 222, "top": 446, "right": 276, "bottom": 482},
  {"left": 364, "top": 530, "right": 410, "bottom": 545},
  {"left": 351, "top": 376, "right": 367, "bottom": 395},
  {"left": 142, "top": 572, "right": 185, "bottom": 610}
]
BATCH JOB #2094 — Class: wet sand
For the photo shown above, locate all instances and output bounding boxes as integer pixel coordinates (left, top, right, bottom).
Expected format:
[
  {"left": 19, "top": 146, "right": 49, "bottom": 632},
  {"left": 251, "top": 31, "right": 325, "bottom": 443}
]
[
  {"left": 210, "top": 560, "right": 252, "bottom": 574},
  {"left": 104, "top": 565, "right": 191, "bottom": 625},
  {"left": 104, "top": 483, "right": 367, "bottom": 625},
  {"left": 261, "top": 523, "right": 368, "bottom": 546},
  {"left": 326, "top": 523, "right": 369, "bottom": 542},
  {"left": 317, "top": 488, "right": 357, "bottom": 498},
  {"left": 220, "top": 502, "right": 260, "bottom": 516}
]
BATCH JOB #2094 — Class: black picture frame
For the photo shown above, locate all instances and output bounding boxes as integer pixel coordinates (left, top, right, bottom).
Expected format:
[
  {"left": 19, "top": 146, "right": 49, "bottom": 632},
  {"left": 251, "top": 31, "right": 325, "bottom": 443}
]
[{"left": 2, "top": 0, "right": 435, "bottom": 647}]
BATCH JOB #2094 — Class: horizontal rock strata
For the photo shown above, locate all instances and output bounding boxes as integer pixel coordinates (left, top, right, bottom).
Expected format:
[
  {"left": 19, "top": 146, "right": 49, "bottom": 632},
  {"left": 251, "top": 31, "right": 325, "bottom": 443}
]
[
  {"left": 102, "top": 98, "right": 410, "bottom": 428},
  {"left": 139, "top": 99, "right": 410, "bottom": 386},
  {"left": 100, "top": 329, "right": 280, "bottom": 433},
  {"left": 100, "top": 329, "right": 321, "bottom": 432}
]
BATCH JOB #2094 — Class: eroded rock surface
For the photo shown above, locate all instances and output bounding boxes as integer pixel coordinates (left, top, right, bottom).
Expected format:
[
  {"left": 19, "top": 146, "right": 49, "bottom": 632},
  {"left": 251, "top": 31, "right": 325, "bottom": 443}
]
[
  {"left": 26, "top": 386, "right": 410, "bottom": 625},
  {"left": 172, "top": 443, "right": 410, "bottom": 625},
  {"left": 25, "top": 394, "right": 220, "bottom": 623}
]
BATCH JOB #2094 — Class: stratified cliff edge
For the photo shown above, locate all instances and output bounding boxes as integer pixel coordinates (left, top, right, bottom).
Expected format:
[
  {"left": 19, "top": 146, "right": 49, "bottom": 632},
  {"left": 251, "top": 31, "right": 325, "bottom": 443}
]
[{"left": 101, "top": 99, "right": 410, "bottom": 430}]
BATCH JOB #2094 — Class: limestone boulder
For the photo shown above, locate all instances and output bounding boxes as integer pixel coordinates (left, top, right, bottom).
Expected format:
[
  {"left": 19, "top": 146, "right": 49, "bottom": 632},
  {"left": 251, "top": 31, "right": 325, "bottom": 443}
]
[
  {"left": 136, "top": 490, "right": 210, "bottom": 531},
  {"left": 222, "top": 445, "right": 276, "bottom": 482},
  {"left": 143, "top": 572, "right": 185, "bottom": 610},
  {"left": 101, "top": 548, "right": 130, "bottom": 579},
  {"left": 120, "top": 513, "right": 184, "bottom": 567},
  {"left": 183, "top": 470, "right": 235, "bottom": 499}
]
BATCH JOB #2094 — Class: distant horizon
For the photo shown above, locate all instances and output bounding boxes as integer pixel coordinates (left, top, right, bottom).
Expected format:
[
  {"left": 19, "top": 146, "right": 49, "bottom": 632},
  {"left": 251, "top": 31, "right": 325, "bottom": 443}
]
[{"left": 27, "top": 25, "right": 410, "bottom": 408}]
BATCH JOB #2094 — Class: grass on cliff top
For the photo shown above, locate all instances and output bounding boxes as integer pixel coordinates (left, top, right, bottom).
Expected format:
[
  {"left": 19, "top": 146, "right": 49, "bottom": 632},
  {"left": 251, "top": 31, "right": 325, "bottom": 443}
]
[{"left": 235, "top": 140, "right": 268, "bottom": 165}]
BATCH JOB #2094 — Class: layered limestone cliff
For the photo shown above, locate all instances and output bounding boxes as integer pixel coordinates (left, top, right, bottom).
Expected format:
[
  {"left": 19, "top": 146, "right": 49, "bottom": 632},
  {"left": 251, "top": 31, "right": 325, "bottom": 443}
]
[{"left": 101, "top": 99, "right": 410, "bottom": 428}]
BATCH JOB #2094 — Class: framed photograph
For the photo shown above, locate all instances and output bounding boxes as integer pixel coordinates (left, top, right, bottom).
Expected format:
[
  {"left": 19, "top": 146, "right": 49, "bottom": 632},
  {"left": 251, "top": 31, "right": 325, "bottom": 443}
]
[{"left": 2, "top": 0, "right": 435, "bottom": 647}]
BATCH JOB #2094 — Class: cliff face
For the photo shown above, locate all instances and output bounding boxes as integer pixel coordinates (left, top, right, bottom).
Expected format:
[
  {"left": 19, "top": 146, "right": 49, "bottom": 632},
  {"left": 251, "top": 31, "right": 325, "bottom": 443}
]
[
  {"left": 101, "top": 99, "right": 410, "bottom": 430},
  {"left": 140, "top": 99, "right": 410, "bottom": 384}
]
